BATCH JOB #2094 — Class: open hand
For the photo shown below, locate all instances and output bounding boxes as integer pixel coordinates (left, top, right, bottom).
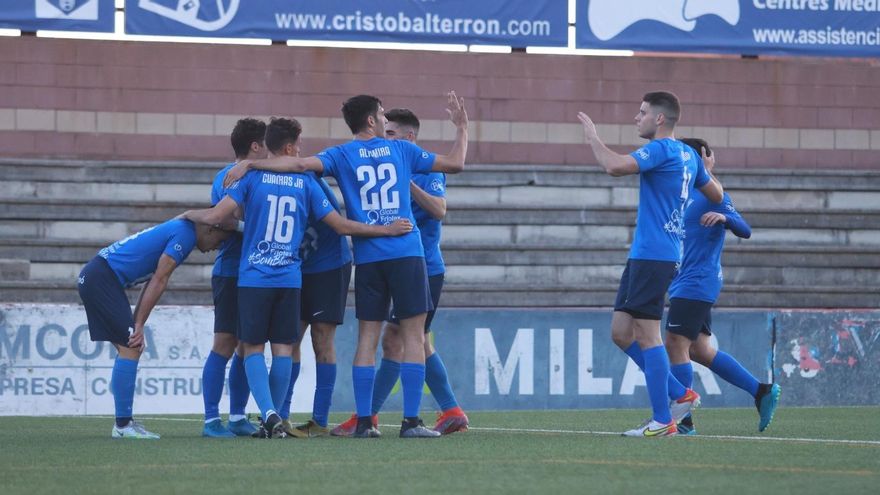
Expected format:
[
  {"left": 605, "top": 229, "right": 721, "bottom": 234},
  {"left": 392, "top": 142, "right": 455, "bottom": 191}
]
[
  {"left": 446, "top": 91, "right": 468, "bottom": 130},
  {"left": 223, "top": 161, "right": 249, "bottom": 189},
  {"left": 701, "top": 147, "right": 716, "bottom": 173},
  {"left": 700, "top": 211, "right": 727, "bottom": 227},
  {"left": 386, "top": 218, "right": 414, "bottom": 236},
  {"left": 577, "top": 112, "right": 599, "bottom": 143}
]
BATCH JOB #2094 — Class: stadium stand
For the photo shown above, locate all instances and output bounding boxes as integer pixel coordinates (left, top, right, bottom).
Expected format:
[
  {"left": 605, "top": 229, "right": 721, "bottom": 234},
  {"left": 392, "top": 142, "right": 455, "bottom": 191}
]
[{"left": 1, "top": 158, "right": 878, "bottom": 308}]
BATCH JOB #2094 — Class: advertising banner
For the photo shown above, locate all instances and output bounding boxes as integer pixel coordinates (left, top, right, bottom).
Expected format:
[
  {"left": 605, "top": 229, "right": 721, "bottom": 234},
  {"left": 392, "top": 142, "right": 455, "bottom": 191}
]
[
  {"left": 1, "top": 304, "right": 790, "bottom": 417},
  {"left": 774, "top": 310, "right": 880, "bottom": 406},
  {"left": 576, "top": 0, "right": 880, "bottom": 57},
  {"left": 0, "top": 0, "right": 115, "bottom": 32},
  {"left": 124, "top": 0, "right": 567, "bottom": 46}
]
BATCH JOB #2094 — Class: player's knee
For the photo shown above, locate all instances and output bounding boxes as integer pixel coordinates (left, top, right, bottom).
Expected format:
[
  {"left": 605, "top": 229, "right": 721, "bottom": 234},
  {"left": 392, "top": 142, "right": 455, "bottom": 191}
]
[
  {"left": 212, "top": 333, "right": 237, "bottom": 358},
  {"left": 116, "top": 344, "right": 143, "bottom": 360},
  {"left": 424, "top": 336, "right": 435, "bottom": 357}
]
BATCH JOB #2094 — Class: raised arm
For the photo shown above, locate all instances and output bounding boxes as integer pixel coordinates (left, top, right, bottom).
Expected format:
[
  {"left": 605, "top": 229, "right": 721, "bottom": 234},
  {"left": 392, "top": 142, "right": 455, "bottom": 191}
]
[
  {"left": 181, "top": 196, "right": 240, "bottom": 231},
  {"left": 696, "top": 147, "right": 724, "bottom": 203},
  {"left": 127, "top": 254, "right": 178, "bottom": 350},
  {"left": 223, "top": 156, "right": 324, "bottom": 188},
  {"left": 320, "top": 210, "right": 413, "bottom": 238},
  {"left": 577, "top": 112, "right": 639, "bottom": 177},
  {"left": 410, "top": 181, "right": 446, "bottom": 220},
  {"left": 431, "top": 91, "right": 468, "bottom": 174}
]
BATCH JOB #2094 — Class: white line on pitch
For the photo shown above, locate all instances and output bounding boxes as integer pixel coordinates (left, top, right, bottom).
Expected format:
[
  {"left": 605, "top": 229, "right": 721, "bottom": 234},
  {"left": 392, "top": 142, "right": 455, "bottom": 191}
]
[{"left": 61, "top": 415, "right": 880, "bottom": 446}]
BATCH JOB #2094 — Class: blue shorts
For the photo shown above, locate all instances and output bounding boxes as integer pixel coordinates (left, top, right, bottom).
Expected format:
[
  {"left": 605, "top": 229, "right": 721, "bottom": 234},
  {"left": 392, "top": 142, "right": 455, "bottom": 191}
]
[
  {"left": 212, "top": 276, "right": 239, "bottom": 334},
  {"left": 237, "top": 287, "right": 302, "bottom": 345},
  {"left": 77, "top": 256, "right": 133, "bottom": 347},
  {"left": 301, "top": 262, "right": 352, "bottom": 325},
  {"left": 354, "top": 257, "right": 432, "bottom": 322},
  {"left": 389, "top": 273, "right": 444, "bottom": 333},
  {"left": 613, "top": 259, "right": 678, "bottom": 320},
  {"left": 666, "top": 297, "right": 713, "bottom": 341}
]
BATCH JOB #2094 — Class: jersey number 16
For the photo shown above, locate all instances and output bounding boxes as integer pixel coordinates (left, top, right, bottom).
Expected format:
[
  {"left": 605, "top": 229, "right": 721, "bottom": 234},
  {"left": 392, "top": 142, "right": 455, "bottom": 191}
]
[{"left": 264, "top": 194, "right": 296, "bottom": 243}]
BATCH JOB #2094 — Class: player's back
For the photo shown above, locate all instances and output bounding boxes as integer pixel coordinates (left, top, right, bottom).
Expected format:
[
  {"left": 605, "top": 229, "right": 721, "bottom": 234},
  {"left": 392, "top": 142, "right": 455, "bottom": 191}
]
[
  {"left": 230, "top": 169, "right": 326, "bottom": 288},
  {"left": 99, "top": 219, "right": 196, "bottom": 288},
  {"left": 301, "top": 174, "right": 352, "bottom": 274},
  {"left": 317, "top": 137, "right": 435, "bottom": 265}
]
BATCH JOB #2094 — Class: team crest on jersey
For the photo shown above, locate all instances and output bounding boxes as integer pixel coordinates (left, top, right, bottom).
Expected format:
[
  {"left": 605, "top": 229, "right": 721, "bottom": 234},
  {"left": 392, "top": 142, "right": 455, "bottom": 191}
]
[
  {"left": 174, "top": 243, "right": 182, "bottom": 252},
  {"left": 430, "top": 179, "right": 444, "bottom": 192},
  {"left": 681, "top": 150, "right": 692, "bottom": 161},
  {"left": 422, "top": 152, "right": 430, "bottom": 159},
  {"left": 636, "top": 148, "right": 650, "bottom": 160}
]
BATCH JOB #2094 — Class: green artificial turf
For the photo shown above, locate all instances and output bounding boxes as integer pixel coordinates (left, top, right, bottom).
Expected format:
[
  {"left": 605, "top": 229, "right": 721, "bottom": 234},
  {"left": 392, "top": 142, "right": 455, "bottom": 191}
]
[{"left": 1, "top": 407, "right": 877, "bottom": 495}]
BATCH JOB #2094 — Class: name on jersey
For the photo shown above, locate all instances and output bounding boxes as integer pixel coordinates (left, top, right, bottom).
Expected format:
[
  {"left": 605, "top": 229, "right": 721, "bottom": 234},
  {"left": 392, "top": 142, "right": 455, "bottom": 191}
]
[
  {"left": 262, "top": 173, "right": 304, "bottom": 188},
  {"left": 358, "top": 146, "right": 391, "bottom": 159}
]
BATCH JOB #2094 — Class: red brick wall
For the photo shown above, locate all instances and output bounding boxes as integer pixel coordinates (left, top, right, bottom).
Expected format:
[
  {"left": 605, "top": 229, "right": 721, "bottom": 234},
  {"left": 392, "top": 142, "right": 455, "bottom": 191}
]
[{"left": 0, "top": 37, "right": 878, "bottom": 169}]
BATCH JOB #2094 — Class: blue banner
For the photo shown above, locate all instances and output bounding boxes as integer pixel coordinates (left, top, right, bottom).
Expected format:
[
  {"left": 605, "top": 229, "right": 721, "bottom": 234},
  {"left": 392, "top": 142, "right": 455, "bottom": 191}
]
[
  {"left": 371, "top": 309, "right": 771, "bottom": 411},
  {"left": 0, "top": 0, "right": 115, "bottom": 32},
  {"left": 576, "top": 1, "right": 880, "bottom": 57},
  {"left": 124, "top": 0, "right": 567, "bottom": 46}
]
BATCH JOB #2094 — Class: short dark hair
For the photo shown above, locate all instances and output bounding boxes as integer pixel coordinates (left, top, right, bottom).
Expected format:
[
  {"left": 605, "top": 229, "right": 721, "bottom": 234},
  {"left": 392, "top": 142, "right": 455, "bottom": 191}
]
[
  {"left": 342, "top": 94, "right": 382, "bottom": 134},
  {"left": 643, "top": 91, "right": 681, "bottom": 127},
  {"left": 230, "top": 118, "right": 266, "bottom": 158},
  {"left": 680, "top": 137, "right": 712, "bottom": 158},
  {"left": 265, "top": 117, "right": 303, "bottom": 155},
  {"left": 385, "top": 108, "right": 420, "bottom": 135}
]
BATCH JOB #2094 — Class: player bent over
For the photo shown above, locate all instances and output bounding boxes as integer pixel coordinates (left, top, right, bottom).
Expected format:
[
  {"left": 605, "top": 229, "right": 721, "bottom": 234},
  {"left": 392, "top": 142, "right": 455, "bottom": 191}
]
[
  {"left": 185, "top": 117, "right": 411, "bottom": 438},
  {"left": 202, "top": 117, "right": 267, "bottom": 438},
  {"left": 78, "top": 218, "right": 230, "bottom": 439},
  {"left": 578, "top": 91, "right": 723, "bottom": 437},
  {"left": 665, "top": 138, "right": 780, "bottom": 435}
]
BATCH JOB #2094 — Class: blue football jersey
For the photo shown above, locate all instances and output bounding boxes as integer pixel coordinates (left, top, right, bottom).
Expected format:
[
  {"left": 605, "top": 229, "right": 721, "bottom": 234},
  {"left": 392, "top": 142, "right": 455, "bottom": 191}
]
[
  {"left": 301, "top": 174, "right": 353, "bottom": 274},
  {"left": 412, "top": 172, "right": 446, "bottom": 276},
  {"left": 226, "top": 170, "right": 333, "bottom": 288},
  {"left": 317, "top": 137, "right": 436, "bottom": 265},
  {"left": 211, "top": 163, "right": 243, "bottom": 278},
  {"left": 99, "top": 219, "right": 196, "bottom": 288},
  {"left": 629, "top": 138, "right": 710, "bottom": 263},
  {"left": 669, "top": 192, "right": 750, "bottom": 303}
]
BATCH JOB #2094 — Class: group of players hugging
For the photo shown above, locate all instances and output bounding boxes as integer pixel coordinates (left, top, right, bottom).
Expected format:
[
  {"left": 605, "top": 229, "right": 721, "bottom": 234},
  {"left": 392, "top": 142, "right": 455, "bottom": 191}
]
[{"left": 78, "top": 89, "right": 779, "bottom": 440}]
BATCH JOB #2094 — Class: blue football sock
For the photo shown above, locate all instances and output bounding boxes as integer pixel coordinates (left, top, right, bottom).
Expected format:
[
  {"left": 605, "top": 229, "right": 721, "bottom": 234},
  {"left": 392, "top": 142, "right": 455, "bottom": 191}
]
[
  {"left": 371, "top": 359, "right": 400, "bottom": 415},
  {"left": 111, "top": 357, "right": 138, "bottom": 427},
  {"left": 671, "top": 362, "right": 694, "bottom": 389},
  {"left": 269, "top": 356, "right": 293, "bottom": 417},
  {"left": 312, "top": 363, "right": 336, "bottom": 427},
  {"left": 278, "top": 360, "right": 300, "bottom": 420},
  {"left": 352, "top": 365, "right": 375, "bottom": 418},
  {"left": 710, "top": 351, "right": 760, "bottom": 398},
  {"left": 624, "top": 342, "right": 645, "bottom": 369},
  {"left": 201, "top": 351, "right": 229, "bottom": 422},
  {"left": 642, "top": 346, "right": 673, "bottom": 424},
  {"left": 400, "top": 362, "right": 426, "bottom": 419},
  {"left": 425, "top": 352, "right": 458, "bottom": 411},
  {"left": 243, "top": 354, "right": 275, "bottom": 421},
  {"left": 626, "top": 341, "right": 689, "bottom": 400},
  {"left": 228, "top": 353, "right": 250, "bottom": 416}
]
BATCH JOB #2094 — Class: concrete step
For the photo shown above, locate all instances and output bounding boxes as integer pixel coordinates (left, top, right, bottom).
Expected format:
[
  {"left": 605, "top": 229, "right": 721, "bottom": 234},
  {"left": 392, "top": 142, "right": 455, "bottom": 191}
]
[
  {"left": 0, "top": 258, "right": 29, "bottom": 281},
  {"left": 3, "top": 218, "right": 877, "bottom": 247},
  {"left": 3, "top": 198, "right": 878, "bottom": 230},
  {"left": 22, "top": 259, "right": 880, "bottom": 288},
  {"left": 1, "top": 280, "right": 876, "bottom": 309},
  {"left": 4, "top": 177, "right": 880, "bottom": 214},
  {"left": 4, "top": 159, "right": 880, "bottom": 192},
  {"left": 2, "top": 238, "right": 879, "bottom": 269}
]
